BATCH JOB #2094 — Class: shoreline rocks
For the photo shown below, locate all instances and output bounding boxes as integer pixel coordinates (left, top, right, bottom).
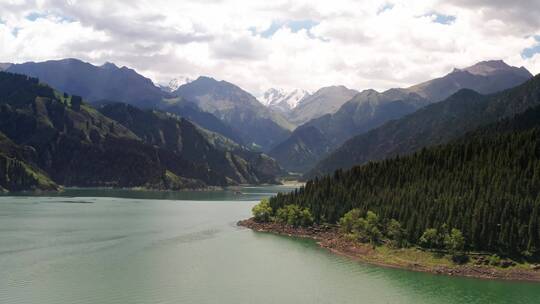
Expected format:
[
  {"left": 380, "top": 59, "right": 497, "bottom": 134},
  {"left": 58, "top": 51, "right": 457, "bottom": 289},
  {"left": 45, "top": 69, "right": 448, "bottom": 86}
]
[{"left": 238, "top": 218, "right": 540, "bottom": 283}]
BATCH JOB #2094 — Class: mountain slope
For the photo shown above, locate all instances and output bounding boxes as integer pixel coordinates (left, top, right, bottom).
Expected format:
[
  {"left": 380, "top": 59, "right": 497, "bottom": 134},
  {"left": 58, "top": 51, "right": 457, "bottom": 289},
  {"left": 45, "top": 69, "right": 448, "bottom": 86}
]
[
  {"left": 0, "top": 131, "right": 58, "bottom": 192},
  {"left": 160, "top": 76, "right": 194, "bottom": 93},
  {"left": 162, "top": 101, "right": 243, "bottom": 144},
  {"left": 268, "top": 126, "right": 332, "bottom": 173},
  {"left": 260, "top": 88, "right": 310, "bottom": 115},
  {"left": 272, "top": 60, "right": 532, "bottom": 173},
  {"left": 270, "top": 89, "right": 428, "bottom": 172},
  {"left": 172, "top": 76, "right": 293, "bottom": 151},
  {"left": 0, "top": 71, "right": 171, "bottom": 189},
  {"left": 6, "top": 58, "right": 169, "bottom": 108},
  {"left": 99, "top": 102, "right": 282, "bottom": 185},
  {"left": 0, "top": 72, "right": 281, "bottom": 191},
  {"left": 0, "top": 63, "right": 11, "bottom": 71},
  {"left": 309, "top": 73, "right": 540, "bottom": 178},
  {"left": 287, "top": 85, "right": 358, "bottom": 125},
  {"left": 408, "top": 60, "right": 533, "bottom": 102},
  {"left": 270, "top": 104, "right": 540, "bottom": 257},
  {"left": 304, "top": 89, "right": 429, "bottom": 146}
]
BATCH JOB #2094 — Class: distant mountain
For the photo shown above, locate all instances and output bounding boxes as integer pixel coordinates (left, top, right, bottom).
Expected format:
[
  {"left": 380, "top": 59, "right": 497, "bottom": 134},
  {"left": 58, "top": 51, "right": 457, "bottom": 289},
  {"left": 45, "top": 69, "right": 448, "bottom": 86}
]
[
  {"left": 270, "top": 103, "right": 540, "bottom": 258},
  {"left": 287, "top": 85, "right": 358, "bottom": 126},
  {"left": 304, "top": 89, "right": 429, "bottom": 145},
  {"left": 162, "top": 101, "right": 243, "bottom": 144},
  {"left": 407, "top": 60, "right": 532, "bottom": 102},
  {"left": 0, "top": 63, "right": 11, "bottom": 71},
  {"left": 308, "top": 73, "right": 540, "bottom": 178},
  {"left": 0, "top": 72, "right": 281, "bottom": 191},
  {"left": 270, "top": 89, "right": 429, "bottom": 173},
  {"left": 268, "top": 126, "right": 332, "bottom": 173},
  {"left": 172, "top": 76, "right": 294, "bottom": 151},
  {"left": 4, "top": 59, "right": 280, "bottom": 148},
  {"left": 260, "top": 88, "right": 311, "bottom": 115},
  {"left": 160, "top": 76, "right": 195, "bottom": 93},
  {"left": 6, "top": 58, "right": 170, "bottom": 108},
  {"left": 271, "top": 60, "right": 532, "bottom": 173},
  {"left": 99, "top": 103, "right": 283, "bottom": 185}
]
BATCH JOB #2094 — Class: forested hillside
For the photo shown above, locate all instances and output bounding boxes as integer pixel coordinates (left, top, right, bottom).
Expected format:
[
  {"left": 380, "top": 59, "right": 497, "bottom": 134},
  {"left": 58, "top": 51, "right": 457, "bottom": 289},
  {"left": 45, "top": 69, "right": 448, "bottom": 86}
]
[
  {"left": 99, "top": 103, "right": 283, "bottom": 185},
  {"left": 309, "top": 74, "right": 540, "bottom": 178},
  {"left": 0, "top": 131, "right": 58, "bottom": 192},
  {"left": 6, "top": 59, "right": 169, "bottom": 108},
  {"left": 0, "top": 72, "right": 282, "bottom": 191},
  {"left": 270, "top": 105, "right": 540, "bottom": 257},
  {"left": 272, "top": 60, "right": 531, "bottom": 174}
]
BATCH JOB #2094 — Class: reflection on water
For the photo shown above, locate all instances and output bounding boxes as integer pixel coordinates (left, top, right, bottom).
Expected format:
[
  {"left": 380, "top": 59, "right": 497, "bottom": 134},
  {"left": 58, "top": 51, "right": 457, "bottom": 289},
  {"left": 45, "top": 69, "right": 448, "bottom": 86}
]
[{"left": 0, "top": 187, "right": 538, "bottom": 304}]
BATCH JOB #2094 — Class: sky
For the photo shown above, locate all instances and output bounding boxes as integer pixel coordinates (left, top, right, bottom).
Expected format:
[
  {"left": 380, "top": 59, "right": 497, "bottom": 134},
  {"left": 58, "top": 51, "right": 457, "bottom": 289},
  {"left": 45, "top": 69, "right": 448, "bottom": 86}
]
[{"left": 1, "top": 0, "right": 540, "bottom": 96}]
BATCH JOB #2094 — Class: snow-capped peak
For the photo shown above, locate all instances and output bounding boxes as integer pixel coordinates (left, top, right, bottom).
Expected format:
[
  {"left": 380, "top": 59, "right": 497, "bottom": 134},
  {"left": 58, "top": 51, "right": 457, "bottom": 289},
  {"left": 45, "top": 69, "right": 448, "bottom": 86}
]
[
  {"left": 260, "top": 88, "right": 311, "bottom": 110},
  {"left": 164, "top": 76, "right": 194, "bottom": 92}
]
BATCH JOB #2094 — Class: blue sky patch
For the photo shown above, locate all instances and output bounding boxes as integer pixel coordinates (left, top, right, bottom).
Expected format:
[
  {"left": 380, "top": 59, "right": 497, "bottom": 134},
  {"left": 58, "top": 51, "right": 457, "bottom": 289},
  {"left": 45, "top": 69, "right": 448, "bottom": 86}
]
[
  {"left": 26, "top": 11, "right": 75, "bottom": 23},
  {"left": 251, "top": 19, "right": 319, "bottom": 38},
  {"left": 288, "top": 20, "right": 319, "bottom": 33},
  {"left": 11, "top": 27, "right": 20, "bottom": 37},
  {"left": 432, "top": 13, "right": 456, "bottom": 25},
  {"left": 377, "top": 3, "right": 394, "bottom": 14},
  {"left": 522, "top": 35, "right": 540, "bottom": 59},
  {"left": 26, "top": 12, "right": 48, "bottom": 21}
]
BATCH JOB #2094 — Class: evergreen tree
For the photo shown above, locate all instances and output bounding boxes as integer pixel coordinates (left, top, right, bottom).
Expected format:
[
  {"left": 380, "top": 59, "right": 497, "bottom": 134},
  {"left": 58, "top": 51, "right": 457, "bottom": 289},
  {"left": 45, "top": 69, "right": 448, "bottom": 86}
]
[{"left": 269, "top": 105, "right": 540, "bottom": 258}]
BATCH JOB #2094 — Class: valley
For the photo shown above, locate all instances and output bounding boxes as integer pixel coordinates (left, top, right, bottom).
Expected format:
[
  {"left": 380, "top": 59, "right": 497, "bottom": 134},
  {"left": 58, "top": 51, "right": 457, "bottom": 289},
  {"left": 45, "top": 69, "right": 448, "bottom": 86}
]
[{"left": 2, "top": 1, "right": 540, "bottom": 303}]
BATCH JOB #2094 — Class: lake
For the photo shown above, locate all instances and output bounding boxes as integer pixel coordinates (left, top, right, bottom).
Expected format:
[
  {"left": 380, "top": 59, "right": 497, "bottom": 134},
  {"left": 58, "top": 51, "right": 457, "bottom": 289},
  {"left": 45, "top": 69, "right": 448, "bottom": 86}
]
[{"left": 0, "top": 186, "right": 538, "bottom": 304}]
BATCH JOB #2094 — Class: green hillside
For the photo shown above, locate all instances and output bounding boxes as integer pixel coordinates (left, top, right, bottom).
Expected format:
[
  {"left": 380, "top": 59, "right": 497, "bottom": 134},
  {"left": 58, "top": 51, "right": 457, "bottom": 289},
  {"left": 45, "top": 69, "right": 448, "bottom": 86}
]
[{"left": 270, "top": 105, "right": 540, "bottom": 257}]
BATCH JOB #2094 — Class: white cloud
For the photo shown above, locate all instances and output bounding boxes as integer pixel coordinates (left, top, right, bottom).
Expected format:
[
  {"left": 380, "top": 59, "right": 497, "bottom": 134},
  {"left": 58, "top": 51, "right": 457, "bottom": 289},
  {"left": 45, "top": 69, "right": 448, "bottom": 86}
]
[{"left": 0, "top": 0, "right": 539, "bottom": 95}]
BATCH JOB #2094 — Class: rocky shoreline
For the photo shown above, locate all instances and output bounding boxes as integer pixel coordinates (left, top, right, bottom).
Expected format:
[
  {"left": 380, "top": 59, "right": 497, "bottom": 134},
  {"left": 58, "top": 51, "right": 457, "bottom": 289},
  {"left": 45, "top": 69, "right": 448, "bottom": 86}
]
[{"left": 238, "top": 218, "right": 540, "bottom": 282}]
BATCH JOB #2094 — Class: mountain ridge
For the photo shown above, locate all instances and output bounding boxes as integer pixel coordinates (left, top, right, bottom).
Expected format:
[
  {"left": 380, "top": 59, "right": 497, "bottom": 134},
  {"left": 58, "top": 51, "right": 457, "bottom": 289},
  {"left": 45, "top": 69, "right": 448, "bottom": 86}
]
[
  {"left": 287, "top": 85, "right": 359, "bottom": 126},
  {"left": 270, "top": 102, "right": 540, "bottom": 258},
  {"left": 172, "top": 76, "right": 293, "bottom": 151},
  {"left": 271, "top": 60, "right": 532, "bottom": 173},
  {"left": 308, "top": 72, "right": 540, "bottom": 178},
  {"left": 260, "top": 88, "right": 311, "bottom": 115},
  {"left": 0, "top": 72, "right": 282, "bottom": 191},
  {"left": 6, "top": 58, "right": 171, "bottom": 108}
]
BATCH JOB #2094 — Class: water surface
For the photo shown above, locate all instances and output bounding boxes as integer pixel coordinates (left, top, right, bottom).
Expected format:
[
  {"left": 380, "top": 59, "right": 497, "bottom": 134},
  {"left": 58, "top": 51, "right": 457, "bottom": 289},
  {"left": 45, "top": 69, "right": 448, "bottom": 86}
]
[{"left": 0, "top": 187, "right": 538, "bottom": 304}]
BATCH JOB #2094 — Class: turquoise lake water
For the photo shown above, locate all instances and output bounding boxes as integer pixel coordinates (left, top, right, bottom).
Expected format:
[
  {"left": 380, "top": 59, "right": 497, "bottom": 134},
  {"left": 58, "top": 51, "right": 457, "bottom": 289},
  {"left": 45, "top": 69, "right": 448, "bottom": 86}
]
[{"left": 0, "top": 186, "right": 538, "bottom": 303}]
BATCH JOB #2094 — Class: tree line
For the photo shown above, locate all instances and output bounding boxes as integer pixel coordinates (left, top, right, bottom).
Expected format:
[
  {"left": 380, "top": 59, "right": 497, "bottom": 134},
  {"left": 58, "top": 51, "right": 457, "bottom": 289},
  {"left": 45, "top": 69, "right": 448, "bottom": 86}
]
[{"left": 269, "top": 106, "right": 540, "bottom": 258}]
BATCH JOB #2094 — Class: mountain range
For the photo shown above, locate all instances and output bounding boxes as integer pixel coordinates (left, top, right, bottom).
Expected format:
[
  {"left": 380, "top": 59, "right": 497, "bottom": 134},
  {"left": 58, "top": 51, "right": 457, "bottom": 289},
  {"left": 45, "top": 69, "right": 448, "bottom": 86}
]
[
  {"left": 98, "top": 102, "right": 283, "bottom": 185},
  {"left": 260, "top": 88, "right": 311, "bottom": 115},
  {"left": 160, "top": 76, "right": 194, "bottom": 93},
  {"left": 307, "top": 71, "right": 540, "bottom": 178},
  {"left": 4, "top": 59, "right": 296, "bottom": 151},
  {"left": 260, "top": 86, "right": 359, "bottom": 126},
  {"left": 270, "top": 93, "right": 540, "bottom": 259},
  {"left": 288, "top": 86, "right": 359, "bottom": 126},
  {"left": 2, "top": 57, "right": 536, "bottom": 185},
  {"left": 0, "top": 71, "right": 282, "bottom": 191},
  {"left": 270, "top": 60, "right": 533, "bottom": 173},
  {"left": 5, "top": 59, "right": 170, "bottom": 108},
  {"left": 170, "top": 76, "right": 294, "bottom": 151},
  {"left": 407, "top": 60, "right": 532, "bottom": 102},
  {"left": 0, "top": 63, "right": 11, "bottom": 71}
]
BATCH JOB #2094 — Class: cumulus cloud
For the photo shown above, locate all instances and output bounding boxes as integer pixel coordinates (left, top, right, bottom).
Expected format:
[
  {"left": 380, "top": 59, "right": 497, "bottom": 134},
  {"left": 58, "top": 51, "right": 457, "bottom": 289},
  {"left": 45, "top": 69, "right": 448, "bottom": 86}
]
[{"left": 0, "top": 0, "right": 539, "bottom": 95}]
